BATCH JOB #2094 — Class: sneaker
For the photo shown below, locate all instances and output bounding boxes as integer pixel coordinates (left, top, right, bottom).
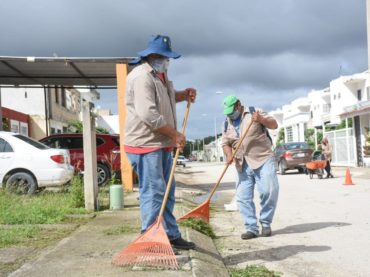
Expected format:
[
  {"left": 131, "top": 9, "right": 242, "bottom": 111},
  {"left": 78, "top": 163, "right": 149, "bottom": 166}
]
[
  {"left": 170, "top": 237, "right": 196, "bottom": 250},
  {"left": 241, "top": 231, "right": 258, "bottom": 240},
  {"left": 261, "top": 227, "right": 272, "bottom": 237}
]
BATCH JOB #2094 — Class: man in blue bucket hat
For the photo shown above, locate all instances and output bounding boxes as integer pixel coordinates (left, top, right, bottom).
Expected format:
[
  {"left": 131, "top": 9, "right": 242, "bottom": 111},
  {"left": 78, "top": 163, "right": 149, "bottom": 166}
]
[{"left": 124, "top": 35, "right": 196, "bottom": 250}]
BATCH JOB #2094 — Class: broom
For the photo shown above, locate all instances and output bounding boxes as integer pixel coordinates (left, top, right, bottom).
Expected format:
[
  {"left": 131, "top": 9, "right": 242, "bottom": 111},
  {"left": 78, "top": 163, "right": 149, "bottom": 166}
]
[
  {"left": 112, "top": 99, "right": 191, "bottom": 269},
  {"left": 177, "top": 119, "right": 254, "bottom": 223}
]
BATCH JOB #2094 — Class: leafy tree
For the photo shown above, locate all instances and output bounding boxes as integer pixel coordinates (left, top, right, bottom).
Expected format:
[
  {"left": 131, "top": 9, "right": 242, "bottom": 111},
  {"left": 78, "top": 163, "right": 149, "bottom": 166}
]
[
  {"left": 67, "top": 120, "right": 109, "bottom": 134},
  {"left": 324, "top": 118, "right": 352, "bottom": 131},
  {"left": 304, "top": 128, "right": 315, "bottom": 149},
  {"left": 276, "top": 128, "right": 285, "bottom": 146}
]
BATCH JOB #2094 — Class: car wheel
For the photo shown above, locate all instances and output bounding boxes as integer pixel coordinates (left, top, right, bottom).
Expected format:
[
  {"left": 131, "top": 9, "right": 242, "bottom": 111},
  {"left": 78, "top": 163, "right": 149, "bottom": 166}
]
[
  {"left": 6, "top": 172, "right": 37, "bottom": 194},
  {"left": 298, "top": 168, "right": 304, "bottom": 174},
  {"left": 97, "top": 163, "right": 110, "bottom": 186},
  {"left": 279, "top": 162, "right": 286, "bottom": 175}
]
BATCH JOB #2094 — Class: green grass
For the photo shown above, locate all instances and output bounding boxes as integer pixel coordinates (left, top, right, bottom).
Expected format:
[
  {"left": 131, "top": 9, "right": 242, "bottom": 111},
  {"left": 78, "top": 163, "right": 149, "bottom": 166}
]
[
  {"left": 230, "top": 265, "right": 281, "bottom": 277},
  {"left": 0, "top": 226, "right": 40, "bottom": 248},
  {"left": 0, "top": 190, "right": 87, "bottom": 225},
  {"left": 179, "top": 218, "right": 216, "bottom": 238},
  {"left": 0, "top": 226, "right": 75, "bottom": 248}
]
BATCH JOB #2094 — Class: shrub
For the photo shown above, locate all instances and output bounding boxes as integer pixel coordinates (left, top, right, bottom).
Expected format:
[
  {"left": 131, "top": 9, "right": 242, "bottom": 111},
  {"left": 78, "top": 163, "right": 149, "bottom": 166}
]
[{"left": 69, "top": 175, "right": 84, "bottom": 208}]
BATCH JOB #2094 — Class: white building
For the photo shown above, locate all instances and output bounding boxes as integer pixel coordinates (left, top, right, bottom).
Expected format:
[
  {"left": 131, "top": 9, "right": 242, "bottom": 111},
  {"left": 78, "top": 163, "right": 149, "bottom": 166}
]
[
  {"left": 281, "top": 97, "right": 311, "bottom": 143},
  {"left": 331, "top": 71, "right": 370, "bottom": 167},
  {"left": 1, "top": 86, "right": 81, "bottom": 139},
  {"left": 269, "top": 70, "right": 370, "bottom": 168}
]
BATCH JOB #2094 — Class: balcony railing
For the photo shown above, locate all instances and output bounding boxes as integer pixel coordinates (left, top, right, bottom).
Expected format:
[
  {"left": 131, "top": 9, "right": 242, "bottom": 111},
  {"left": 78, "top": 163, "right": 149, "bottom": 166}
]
[{"left": 343, "top": 100, "right": 370, "bottom": 113}]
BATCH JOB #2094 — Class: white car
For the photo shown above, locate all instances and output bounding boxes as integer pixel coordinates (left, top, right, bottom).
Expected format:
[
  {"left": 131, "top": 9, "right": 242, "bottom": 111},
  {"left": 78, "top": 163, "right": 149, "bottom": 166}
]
[
  {"left": 0, "top": 131, "right": 74, "bottom": 194},
  {"left": 176, "top": 155, "right": 189, "bottom": 167}
]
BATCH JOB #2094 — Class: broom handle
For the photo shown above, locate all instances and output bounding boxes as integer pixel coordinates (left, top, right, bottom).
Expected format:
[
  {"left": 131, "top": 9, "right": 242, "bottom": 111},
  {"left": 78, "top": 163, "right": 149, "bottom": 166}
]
[
  {"left": 206, "top": 119, "right": 254, "bottom": 201},
  {"left": 158, "top": 99, "right": 191, "bottom": 221}
]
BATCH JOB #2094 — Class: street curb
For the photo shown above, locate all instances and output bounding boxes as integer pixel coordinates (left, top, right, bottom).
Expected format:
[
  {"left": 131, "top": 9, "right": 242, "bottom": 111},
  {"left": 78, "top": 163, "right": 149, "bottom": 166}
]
[{"left": 179, "top": 190, "right": 230, "bottom": 277}]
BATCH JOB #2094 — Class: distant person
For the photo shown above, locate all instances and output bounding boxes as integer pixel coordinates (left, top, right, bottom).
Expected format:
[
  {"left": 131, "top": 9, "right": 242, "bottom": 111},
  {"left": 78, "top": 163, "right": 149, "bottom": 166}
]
[
  {"left": 221, "top": 95, "right": 279, "bottom": 239},
  {"left": 124, "top": 35, "right": 196, "bottom": 250},
  {"left": 321, "top": 137, "right": 334, "bottom": 178}
]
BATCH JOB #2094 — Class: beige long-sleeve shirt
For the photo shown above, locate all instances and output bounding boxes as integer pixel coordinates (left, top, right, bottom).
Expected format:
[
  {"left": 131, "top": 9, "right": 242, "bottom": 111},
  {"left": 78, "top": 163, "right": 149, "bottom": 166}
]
[
  {"left": 222, "top": 109, "right": 274, "bottom": 170},
  {"left": 321, "top": 142, "right": 332, "bottom": 161},
  {"left": 124, "top": 62, "right": 177, "bottom": 147}
]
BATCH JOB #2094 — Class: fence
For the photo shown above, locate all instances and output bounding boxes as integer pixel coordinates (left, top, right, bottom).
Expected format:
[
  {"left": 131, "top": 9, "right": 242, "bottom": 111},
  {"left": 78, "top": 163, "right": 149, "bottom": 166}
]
[{"left": 324, "top": 128, "right": 356, "bottom": 166}]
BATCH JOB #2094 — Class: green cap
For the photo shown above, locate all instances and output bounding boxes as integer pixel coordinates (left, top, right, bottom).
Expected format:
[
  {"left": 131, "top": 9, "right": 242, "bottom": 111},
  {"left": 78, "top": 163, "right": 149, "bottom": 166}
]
[{"left": 223, "top": 95, "right": 238, "bottom": 115}]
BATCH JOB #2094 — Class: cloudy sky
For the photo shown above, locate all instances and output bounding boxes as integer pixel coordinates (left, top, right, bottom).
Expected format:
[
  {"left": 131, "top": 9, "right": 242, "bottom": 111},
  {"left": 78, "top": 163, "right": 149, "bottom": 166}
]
[{"left": 0, "top": 0, "right": 367, "bottom": 139}]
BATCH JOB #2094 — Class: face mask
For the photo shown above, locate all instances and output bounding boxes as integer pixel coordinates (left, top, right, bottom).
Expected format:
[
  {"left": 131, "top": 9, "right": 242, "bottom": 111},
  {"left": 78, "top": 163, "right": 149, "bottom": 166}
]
[
  {"left": 228, "top": 110, "right": 241, "bottom": 120},
  {"left": 151, "top": 58, "right": 169, "bottom": 73}
]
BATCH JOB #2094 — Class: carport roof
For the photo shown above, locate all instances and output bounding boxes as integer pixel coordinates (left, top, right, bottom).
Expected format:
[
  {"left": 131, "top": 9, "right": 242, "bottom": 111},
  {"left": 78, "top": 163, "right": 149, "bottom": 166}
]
[{"left": 0, "top": 56, "right": 134, "bottom": 89}]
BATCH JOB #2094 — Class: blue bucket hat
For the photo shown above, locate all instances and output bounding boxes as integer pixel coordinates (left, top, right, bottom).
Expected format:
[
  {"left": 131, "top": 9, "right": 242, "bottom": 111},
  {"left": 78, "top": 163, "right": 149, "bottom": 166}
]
[{"left": 129, "top": 35, "right": 181, "bottom": 65}]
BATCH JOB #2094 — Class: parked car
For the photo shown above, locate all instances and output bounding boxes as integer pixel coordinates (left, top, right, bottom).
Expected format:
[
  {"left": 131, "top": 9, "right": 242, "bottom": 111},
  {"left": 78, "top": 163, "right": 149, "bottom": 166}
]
[
  {"left": 40, "top": 133, "right": 120, "bottom": 186},
  {"left": 0, "top": 131, "right": 74, "bottom": 194},
  {"left": 274, "top": 142, "right": 313, "bottom": 175},
  {"left": 176, "top": 155, "right": 189, "bottom": 167}
]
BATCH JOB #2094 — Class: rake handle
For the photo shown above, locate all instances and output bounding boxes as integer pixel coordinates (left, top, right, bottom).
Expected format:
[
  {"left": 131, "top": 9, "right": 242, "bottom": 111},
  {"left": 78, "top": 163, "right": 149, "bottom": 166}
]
[
  {"left": 207, "top": 119, "right": 254, "bottom": 201},
  {"left": 158, "top": 99, "right": 191, "bottom": 221}
]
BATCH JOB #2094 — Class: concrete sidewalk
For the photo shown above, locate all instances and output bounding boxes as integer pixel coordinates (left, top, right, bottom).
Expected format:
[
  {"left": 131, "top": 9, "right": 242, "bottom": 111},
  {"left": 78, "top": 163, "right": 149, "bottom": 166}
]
[{"left": 8, "top": 189, "right": 229, "bottom": 277}]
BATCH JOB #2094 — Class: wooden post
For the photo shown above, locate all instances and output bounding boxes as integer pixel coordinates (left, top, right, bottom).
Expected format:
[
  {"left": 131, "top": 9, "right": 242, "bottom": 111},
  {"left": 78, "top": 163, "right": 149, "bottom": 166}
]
[
  {"left": 82, "top": 100, "right": 98, "bottom": 211},
  {"left": 116, "top": 64, "right": 133, "bottom": 191}
]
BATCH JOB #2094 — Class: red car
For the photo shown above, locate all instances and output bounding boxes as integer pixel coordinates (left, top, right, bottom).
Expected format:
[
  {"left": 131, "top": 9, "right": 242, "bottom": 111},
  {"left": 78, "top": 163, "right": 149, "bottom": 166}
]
[{"left": 40, "top": 133, "right": 120, "bottom": 186}]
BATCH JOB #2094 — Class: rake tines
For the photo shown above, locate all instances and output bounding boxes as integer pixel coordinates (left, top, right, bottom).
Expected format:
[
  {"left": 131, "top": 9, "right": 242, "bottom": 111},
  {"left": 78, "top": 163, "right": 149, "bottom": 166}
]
[
  {"left": 112, "top": 219, "right": 178, "bottom": 269},
  {"left": 177, "top": 201, "right": 210, "bottom": 223},
  {"left": 177, "top": 120, "right": 254, "bottom": 224}
]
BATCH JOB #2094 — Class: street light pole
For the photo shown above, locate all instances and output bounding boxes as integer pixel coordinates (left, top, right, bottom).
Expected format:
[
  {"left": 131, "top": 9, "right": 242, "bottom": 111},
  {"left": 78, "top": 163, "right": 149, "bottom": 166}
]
[
  {"left": 214, "top": 91, "right": 224, "bottom": 162},
  {"left": 367, "top": 0, "right": 370, "bottom": 87},
  {"left": 214, "top": 116, "right": 218, "bottom": 162}
]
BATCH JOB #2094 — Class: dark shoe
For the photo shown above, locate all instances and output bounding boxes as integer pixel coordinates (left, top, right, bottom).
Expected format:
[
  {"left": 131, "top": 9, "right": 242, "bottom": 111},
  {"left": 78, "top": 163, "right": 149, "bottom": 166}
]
[
  {"left": 330, "top": 174, "right": 334, "bottom": 178},
  {"left": 170, "top": 237, "right": 195, "bottom": 250},
  {"left": 261, "top": 227, "right": 272, "bottom": 237},
  {"left": 241, "top": 231, "right": 258, "bottom": 240},
  {"left": 326, "top": 175, "right": 330, "bottom": 178}
]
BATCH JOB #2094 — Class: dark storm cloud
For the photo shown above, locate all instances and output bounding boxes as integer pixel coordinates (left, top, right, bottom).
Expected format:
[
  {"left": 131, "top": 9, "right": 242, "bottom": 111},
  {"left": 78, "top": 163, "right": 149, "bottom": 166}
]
[{"left": 0, "top": 0, "right": 368, "bottom": 138}]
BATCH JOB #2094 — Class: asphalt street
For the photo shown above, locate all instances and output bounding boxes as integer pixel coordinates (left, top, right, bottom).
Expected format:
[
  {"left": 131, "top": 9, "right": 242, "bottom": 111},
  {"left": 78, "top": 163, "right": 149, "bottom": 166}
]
[{"left": 176, "top": 162, "right": 370, "bottom": 277}]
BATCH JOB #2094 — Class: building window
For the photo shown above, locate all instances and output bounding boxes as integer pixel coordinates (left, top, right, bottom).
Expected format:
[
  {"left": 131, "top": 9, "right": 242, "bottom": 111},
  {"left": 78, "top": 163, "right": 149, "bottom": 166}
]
[
  {"left": 286, "top": 127, "right": 293, "bottom": 142},
  {"left": 333, "top": 94, "right": 336, "bottom": 100},
  {"left": 51, "top": 127, "right": 56, "bottom": 134},
  {"left": 55, "top": 87, "right": 59, "bottom": 104},
  {"left": 338, "top": 92, "right": 341, "bottom": 99},
  {"left": 61, "top": 88, "right": 66, "bottom": 108},
  {"left": 357, "top": 89, "right": 362, "bottom": 101},
  {"left": 367, "top": 87, "right": 370, "bottom": 101}
]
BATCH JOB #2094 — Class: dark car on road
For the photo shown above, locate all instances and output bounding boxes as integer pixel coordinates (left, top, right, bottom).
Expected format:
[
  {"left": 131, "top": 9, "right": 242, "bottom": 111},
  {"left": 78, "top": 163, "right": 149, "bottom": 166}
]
[
  {"left": 274, "top": 142, "right": 313, "bottom": 175},
  {"left": 40, "top": 133, "right": 120, "bottom": 186}
]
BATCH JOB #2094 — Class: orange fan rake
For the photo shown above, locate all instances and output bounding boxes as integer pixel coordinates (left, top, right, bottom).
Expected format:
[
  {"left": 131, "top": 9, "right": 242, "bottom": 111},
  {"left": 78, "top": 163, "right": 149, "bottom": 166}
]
[
  {"left": 112, "top": 100, "right": 191, "bottom": 269},
  {"left": 177, "top": 120, "right": 254, "bottom": 224}
]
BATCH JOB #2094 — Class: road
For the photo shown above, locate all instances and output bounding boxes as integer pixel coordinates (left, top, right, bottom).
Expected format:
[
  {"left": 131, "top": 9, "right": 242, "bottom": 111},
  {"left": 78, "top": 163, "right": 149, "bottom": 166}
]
[{"left": 176, "top": 162, "right": 370, "bottom": 277}]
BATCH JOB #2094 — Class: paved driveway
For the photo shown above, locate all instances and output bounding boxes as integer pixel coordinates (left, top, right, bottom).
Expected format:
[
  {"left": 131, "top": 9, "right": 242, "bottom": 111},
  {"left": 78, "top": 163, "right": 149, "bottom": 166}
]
[{"left": 176, "top": 163, "right": 370, "bottom": 276}]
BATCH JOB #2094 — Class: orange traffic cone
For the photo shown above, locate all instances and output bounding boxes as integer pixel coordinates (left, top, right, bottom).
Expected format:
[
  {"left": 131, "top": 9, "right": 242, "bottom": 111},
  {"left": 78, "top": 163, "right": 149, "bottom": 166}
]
[{"left": 343, "top": 168, "right": 354, "bottom": 185}]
